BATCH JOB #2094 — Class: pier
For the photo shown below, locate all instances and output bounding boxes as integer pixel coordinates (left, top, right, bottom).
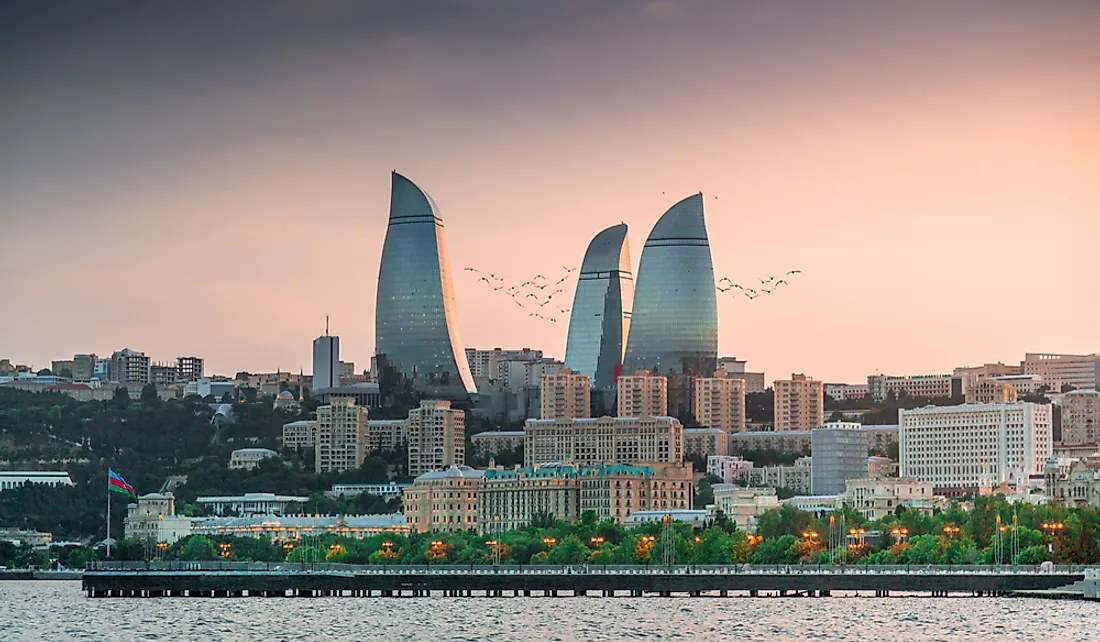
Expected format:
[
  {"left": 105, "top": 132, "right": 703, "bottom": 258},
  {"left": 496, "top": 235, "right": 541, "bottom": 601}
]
[{"left": 83, "top": 562, "right": 1088, "bottom": 598}]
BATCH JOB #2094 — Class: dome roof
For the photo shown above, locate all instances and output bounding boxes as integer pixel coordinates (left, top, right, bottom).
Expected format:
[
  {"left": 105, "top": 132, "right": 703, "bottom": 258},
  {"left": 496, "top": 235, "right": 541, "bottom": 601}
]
[{"left": 277, "top": 391, "right": 295, "bottom": 399}]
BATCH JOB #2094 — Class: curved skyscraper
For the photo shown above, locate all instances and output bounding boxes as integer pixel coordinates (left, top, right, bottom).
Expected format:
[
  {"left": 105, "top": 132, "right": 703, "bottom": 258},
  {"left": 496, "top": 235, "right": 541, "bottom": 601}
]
[
  {"left": 623, "top": 193, "right": 718, "bottom": 378},
  {"left": 375, "top": 172, "right": 477, "bottom": 397},
  {"left": 564, "top": 224, "right": 633, "bottom": 409}
]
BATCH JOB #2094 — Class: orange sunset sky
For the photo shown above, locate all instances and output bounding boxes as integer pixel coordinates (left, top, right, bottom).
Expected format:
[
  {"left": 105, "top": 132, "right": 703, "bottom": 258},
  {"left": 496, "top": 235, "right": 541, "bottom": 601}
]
[{"left": 2, "top": 1, "right": 1098, "bottom": 383}]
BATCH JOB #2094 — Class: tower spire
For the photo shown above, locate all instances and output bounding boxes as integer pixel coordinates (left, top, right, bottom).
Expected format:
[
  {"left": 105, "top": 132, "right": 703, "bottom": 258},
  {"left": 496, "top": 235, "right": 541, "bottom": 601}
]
[{"left": 325, "top": 315, "right": 329, "bottom": 336}]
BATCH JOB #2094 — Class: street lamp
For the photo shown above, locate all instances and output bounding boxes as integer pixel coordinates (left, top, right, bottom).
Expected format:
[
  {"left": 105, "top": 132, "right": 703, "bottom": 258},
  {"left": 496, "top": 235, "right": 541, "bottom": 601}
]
[
  {"left": 590, "top": 536, "right": 605, "bottom": 546},
  {"left": 218, "top": 542, "right": 231, "bottom": 559},
  {"left": 890, "top": 527, "right": 909, "bottom": 543},
  {"left": 542, "top": 537, "right": 557, "bottom": 546},
  {"left": 942, "top": 525, "right": 961, "bottom": 537},
  {"left": 156, "top": 541, "right": 168, "bottom": 561}
]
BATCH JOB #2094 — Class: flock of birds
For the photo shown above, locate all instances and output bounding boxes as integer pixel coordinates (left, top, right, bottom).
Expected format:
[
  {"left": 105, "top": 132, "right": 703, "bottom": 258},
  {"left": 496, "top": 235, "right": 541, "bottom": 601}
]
[
  {"left": 464, "top": 266, "right": 576, "bottom": 323},
  {"left": 715, "top": 270, "right": 802, "bottom": 301},
  {"left": 465, "top": 265, "right": 804, "bottom": 322}
]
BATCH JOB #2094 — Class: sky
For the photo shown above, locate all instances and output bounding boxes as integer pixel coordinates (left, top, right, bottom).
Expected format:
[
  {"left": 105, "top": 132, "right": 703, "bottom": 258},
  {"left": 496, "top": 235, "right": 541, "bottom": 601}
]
[{"left": 2, "top": 1, "right": 1098, "bottom": 383}]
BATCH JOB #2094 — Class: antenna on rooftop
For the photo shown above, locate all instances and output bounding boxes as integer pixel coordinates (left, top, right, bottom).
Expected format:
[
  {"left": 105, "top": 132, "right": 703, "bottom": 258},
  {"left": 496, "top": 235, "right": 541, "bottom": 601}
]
[{"left": 325, "top": 315, "right": 329, "bottom": 336}]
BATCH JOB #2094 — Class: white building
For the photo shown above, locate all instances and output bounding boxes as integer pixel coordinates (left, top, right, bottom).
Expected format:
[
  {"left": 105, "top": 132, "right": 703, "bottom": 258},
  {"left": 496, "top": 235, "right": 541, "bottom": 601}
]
[
  {"left": 707, "top": 486, "right": 779, "bottom": 532},
  {"left": 195, "top": 492, "right": 309, "bottom": 516},
  {"left": 327, "top": 483, "right": 408, "bottom": 500},
  {"left": 228, "top": 448, "right": 279, "bottom": 470},
  {"left": 737, "top": 457, "right": 813, "bottom": 494},
  {"left": 706, "top": 455, "right": 753, "bottom": 483},
  {"left": 1022, "top": 353, "right": 1100, "bottom": 392},
  {"left": 843, "top": 477, "right": 934, "bottom": 520},
  {"left": 900, "top": 402, "right": 1053, "bottom": 491},
  {"left": 470, "top": 430, "right": 526, "bottom": 457},
  {"left": 124, "top": 493, "right": 192, "bottom": 543},
  {"left": 192, "top": 514, "right": 409, "bottom": 540},
  {"left": 824, "top": 383, "right": 870, "bottom": 402},
  {"left": 0, "top": 471, "right": 74, "bottom": 491},
  {"left": 185, "top": 378, "right": 236, "bottom": 400}
]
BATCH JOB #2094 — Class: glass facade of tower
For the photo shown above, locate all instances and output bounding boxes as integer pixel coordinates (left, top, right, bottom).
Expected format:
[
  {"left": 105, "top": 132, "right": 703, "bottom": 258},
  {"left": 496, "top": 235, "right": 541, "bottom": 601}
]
[
  {"left": 622, "top": 193, "right": 718, "bottom": 377},
  {"left": 564, "top": 224, "right": 633, "bottom": 399},
  {"left": 375, "top": 172, "right": 477, "bottom": 397}
]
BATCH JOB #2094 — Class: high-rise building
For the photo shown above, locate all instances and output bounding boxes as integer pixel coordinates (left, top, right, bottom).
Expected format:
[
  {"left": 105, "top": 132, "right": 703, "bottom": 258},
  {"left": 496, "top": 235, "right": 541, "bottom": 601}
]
[
  {"left": 773, "top": 374, "right": 824, "bottom": 431},
  {"left": 717, "top": 357, "right": 766, "bottom": 394},
  {"left": 692, "top": 372, "right": 746, "bottom": 433},
  {"left": 811, "top": 422, "right": 869, "bottom": 496},
  {"left": 176, "top": 357, "right": 204, "bottom": 382},
  {"left": 338, "top": 361, "right": 356, "bottom": 380},
  {"left": 150, "top": 364, "right": 177, "bottom": 385},
  {"left": 314, "top": 397, "right": 370, "bottom": 474},
  {"left": 406, "top": 399, "right": 465, "bottom": 478},
  {"left": 50, "top": 360, "right": 74, "bottom": 377},
  {"left": 313, "top": 329, "right": 339, "bottom": 391},
  {"left": 564, "top": 224, "right": 633, "bottom": 411},
  {"left": 464, "top": 348, "right": 544, "bottom": 382},
  {"left": 538, "top": 368, "right": 591, "bottom": 420},
  {"left": 108, "top": 349, "right": 151, "bottom": 383},
  {"left": 1060, "top": 390, "right": 1100, "bottom": 445},
  {"left": 616, "top": 371, "right": 668, "bottom": 417},
  {"left": 375, "top": 172, "right": 476, "bottom": 397},
  {"left": 524, "top": 415, "right": 684, "bottom": 467},
  {"left": 623, "top": 194, "right": 718, "bottom": 415},
  {"left": 1022, "top": 353, "right": 1100, "bottom": 392},
  {"left": 899, "top": 402, "right": 1052, "bottom": 491}
]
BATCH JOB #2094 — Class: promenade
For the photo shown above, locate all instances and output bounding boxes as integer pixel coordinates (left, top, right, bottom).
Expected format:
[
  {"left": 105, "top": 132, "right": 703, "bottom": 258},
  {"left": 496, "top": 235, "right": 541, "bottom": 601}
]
[{"left": 83, "top": 562, "right": 1089, "bottom": 598}]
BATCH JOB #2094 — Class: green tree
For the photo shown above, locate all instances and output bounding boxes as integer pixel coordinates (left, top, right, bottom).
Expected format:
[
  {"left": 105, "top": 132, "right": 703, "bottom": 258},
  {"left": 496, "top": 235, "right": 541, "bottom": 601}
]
[
  {"left": 140, "top": 383, "right": 158, "bottom": 403},
  {"left": 547, "top": 535, "right": 589, "bottom": 564},
  {"left": 1016, "top": 545, "right": 1051, "bottom": 565},
  {"left": 178, "top": 535, "right": 219, "bottom": 561},
  {"left": 112, "top": 387, "right": 131, "bottom": 409}
]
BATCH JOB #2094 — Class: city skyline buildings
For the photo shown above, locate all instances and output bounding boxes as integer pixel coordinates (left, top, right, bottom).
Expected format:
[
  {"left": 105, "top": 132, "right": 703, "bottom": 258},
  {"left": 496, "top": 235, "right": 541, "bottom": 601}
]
[
  {"left": 4, "top": 3, "right": 1099, "bottom": 385},
  {"left": 375, "top": 171, "right": 477, "bottom": 397},
  {"left": 563, "top": 223, "right": 633, "bottom": 410}
]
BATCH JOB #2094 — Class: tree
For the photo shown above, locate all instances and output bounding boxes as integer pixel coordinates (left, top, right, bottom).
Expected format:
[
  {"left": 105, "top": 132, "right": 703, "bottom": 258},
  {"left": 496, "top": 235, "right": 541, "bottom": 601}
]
[
  {"left": 140, "top": 383, "right": 158, "bottom": 403},
  {"left": 1015, "top": 545, "right": 1051, "bottom": 565},
  {"left": 112, "top": 387, "right": 131, "bottom": 409},
  {"left": 37, "top": 368, "right": 51, "bottom": 376},
  {"left": 178, "top": 535, "right": 219, "bottom": 561},
  {"left": 546, "top": 535, "right": 589, "bottom": 564},
  {"left": 694, "top": 473, "right": 720, "bottom": 509}
]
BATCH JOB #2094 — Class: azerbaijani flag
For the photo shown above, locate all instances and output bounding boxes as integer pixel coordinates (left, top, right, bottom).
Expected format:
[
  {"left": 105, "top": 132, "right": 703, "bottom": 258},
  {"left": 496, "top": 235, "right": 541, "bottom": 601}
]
[{"left": 108, "top": 469, "right": 136, "bottom": 497}]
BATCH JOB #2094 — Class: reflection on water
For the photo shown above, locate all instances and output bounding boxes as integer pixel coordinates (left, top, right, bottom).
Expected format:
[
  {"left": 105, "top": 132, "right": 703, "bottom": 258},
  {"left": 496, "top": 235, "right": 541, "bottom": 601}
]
[{"left": 2, "top": 581, "right": 1097, "bottom": 642}]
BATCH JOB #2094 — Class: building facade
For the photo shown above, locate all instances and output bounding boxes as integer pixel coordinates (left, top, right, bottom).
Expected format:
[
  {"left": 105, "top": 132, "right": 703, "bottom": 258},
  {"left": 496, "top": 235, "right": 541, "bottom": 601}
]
[
  {"left": 736, "top": 457, "right": 813, "bottom": 494},
  {"left": 869, "top": 373, "right": 961, "bottom": 402},
  {"left": 899, "top": 402, "right": 1053, "bottom": 491},
  {"left": 193, "top": 514, "right": 409, "bottom": 540},
  {"left": 539, "top": 368, "right": 591, "bottom": 420},
  {"left": 374, "top": 171, "right": 477, "bottom": 397},
  {"left": 706, "top": 455, "right": 754, "bottom": 483},
  {"left": 470, "top": 431, "right": 526, "bottom": 457},
  {"left": 282, "top": 419, "right": 317, "bottom": 449},
  {"left": 823, "top": 383, "right": 870, "bottom": 402},
  {"left": 1061, "top": 390, "right": 1100, "bottom": 445},
  {"left": 708, "top": 486, "right": 780, "bottom": 532},
  {"left": 176, "top": 357, "right": 204, "bottom": 382},
  {"left": 843, "top": 477, "right": 934, "bottom": 520},
  {"left": 1022, "top": 353, "right": 1100, "bottom": 392},
  {"left": 108, "top": 348, "right": 150, "bottom": 383},
  {"left": 683, "top": 427, "right": 729, "bottom": 460},
  {"left": 368, "top": 418, "right": 409, "bottom": 453},
  {"left": 811, "top": 422, "right": 869, "bottom": 496},
  {"left": 315, "top": 397, "right": 370, "bottom": 474},
  {"left": 692, "top": 372, "right": 746, "bottom": 433},
  {"left": 407, "top": 399, "right": 465, "bottom": 477},
  {"left": 0, "top": 471, "right": 74, "bottom": 491},
  {"left": 564, "top": 223, "right": 633, "bottom": 412},
  {"left": 464, "top": 348, "right": 543, "bottom": 383},
  {"left": 966, "top": 378, "right": 1018, "bottom": 404},
  {"left": 228, "top": 448, "right": 278, "bottom": 471},
  {"left": 524, "top": 415, "right": 684, "bottom": 467},
  {"left": 123, "top": 493, "right": 192, "bottom": 544},
  {"left": 195, "top": 492, "right": 309, "bottom": 516},
  {"left": 403, "top": 465, "right": 484, "bottom": 533},
  {"left": 313, "top": 332, "right": 340, "bottom": 391},
  {"left": 622, "top": 193, "right": 718, "bottom": 379},
  {"left": 729, "top": 430, "right": 813, "bottom": 455},
  {"left": 773, "top": 374, "right": 824, "bottom": 431},
  {"left": 616, "top": 371, "right": 668, "bottom": 417}
]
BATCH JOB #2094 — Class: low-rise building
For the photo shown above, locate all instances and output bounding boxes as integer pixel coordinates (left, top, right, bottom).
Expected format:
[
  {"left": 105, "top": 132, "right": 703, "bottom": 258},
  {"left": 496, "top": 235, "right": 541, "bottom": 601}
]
[
  {"left": 403, "top": 465, "right": 485, "bottom": 533},
  {"left": 782, "top": 495, "right": 842, "bottom": 515},
  {"left": 282, "top": 419, "right": 317, "bottom": 449},
  {"left": 707, "top": 486, "right": 779, "bottom": 532},
  {"left": 729, "top": 430, "right": 812, "bottom": 455},
  {"left": 1046, "top": 459, "right": 1100, "bottom": 508},
  {"left": 736, "top": 457, "right": 812, "bottom": 494},
  {"left": 524, "top": 415, "right": 684, "bottom": 467},
  {"left": 196, "top": 493, "right": 309, "bottom": 516},
  {"left": 228, "top": 448, "right": 278, "bottom": 471},
  {"left": 191, "top": 514, "right": 409, "bottom": 540},
  {"left": 470, "top": 430, "right": 526, "bottom": 457},
  {"left": 824, "top": 383, "right": 870, "bottom": 402},
  {"left": 624, "top": 509, "right": 707, "bottom": 529},
  {"left": 684, "top": 427, "right": 729, "bottom": 460},
  {"left": 965, "top": 378, "right": 1018, "bottom": 404},
  {"left": 843, "top": 477, "right": 934, "bottom": 520},
  {"left": 185, "top": 378, "right": 236, "bottom": 400},
  {"left": 811, "top": 422, "right": 869, "bottom": 496},
  {"left": 0, "top": 528, "right": 52, "bottom": 546},
  {"left": 326, "top": 483, "right": 408, "bottom": 500},
  {"left": 123, "top": 493, "right": 192, "bottom": 544},
  {"left": 867, "top": 456, "right": 897, "bottom": 478},
  {"left": 0, "top": 471, "right": 75, "bottom": 491},
  {"left": 706, "top": 455, "right": 753, "bottom": 483}
]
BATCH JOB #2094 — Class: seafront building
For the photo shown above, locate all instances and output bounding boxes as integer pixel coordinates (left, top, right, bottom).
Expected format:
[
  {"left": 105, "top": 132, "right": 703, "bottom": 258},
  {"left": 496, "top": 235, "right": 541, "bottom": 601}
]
[
  {"left": 193, "top": 514, "right": 409, "bottom": 540},
  {"left": 195, "top": 493, "right": 309, "bottom": 516},
  {"left": 315, "top": 397, "right": 370, "bottom": 474},
  {"left": 563, "top": 224, "right": 633, "bottom": 413},
  {"left": 523, "top": 415, "right": 684, "bottom": 467},
  {"left": 406, "top": 399, "right": 465, "bottom": 477},
  {"left": 899, "top": 402, "right": 1052, "bottom": 492},
  {"left": 374, "top": 172, "right": 477, "bottom": 397},
  {"left": 707, "top": 486, "right": 779, "bottom": 532},
  {"left": 773, "top": 374, "right": 824, "bottom": 431},
  {"left": 402, "top": 465, "right": 485, "bottom": 533},
  {"left": 123, "top": 493, "right": 192, "bottom": 544},
  {"left": 616, "top": 371, "right": 668, "bottom": 417},
  {"left": 811, "top": 422, "right": 869, "bottom": 495}
]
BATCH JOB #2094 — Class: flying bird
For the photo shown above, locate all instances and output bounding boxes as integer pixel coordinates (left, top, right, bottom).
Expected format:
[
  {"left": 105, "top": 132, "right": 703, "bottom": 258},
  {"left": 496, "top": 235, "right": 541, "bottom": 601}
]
[
  {"left": 525, "top": 293, "right": 539, "bottom": 300},
  {"left": 477, "top": 276, "right": 490, "bottom": 283},
  {"left": 464, "top": 267, "right": 477, "bottom": 272},
  {"left": 492, "top": 286, "right": 503, "bottom": 291},
  {"left": 786, "top": 270, "right": 801, "bottom": 275},
  {"left": 773, "top": 279, "right": 788, "bottom": 286}
]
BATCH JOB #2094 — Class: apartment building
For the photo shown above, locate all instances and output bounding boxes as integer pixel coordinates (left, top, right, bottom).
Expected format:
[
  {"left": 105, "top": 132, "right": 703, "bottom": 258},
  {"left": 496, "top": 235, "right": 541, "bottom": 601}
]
[
  {"left": 539, "top": 368, "right": 591, "bottom": 419},
  {"left": 616, "top": 371, "right": 668, "bottom": 417},
  {"left": 407, "top": 400, "right": 465, "bottom": 477},
  {"left": 692, "top": 372, "right": 746, "bottom": 433},
  {"left": 773, "top": 374, "right": 824, "bottom": 431},
  {"left": 524, "top": 415, "right": 683, "bottom": 467},
  {"left": 314, "top": 398, "right": 370, "bottom": 474},
  {"left": 1060, "top": 390, "right": 1100, "bottom": 445}
]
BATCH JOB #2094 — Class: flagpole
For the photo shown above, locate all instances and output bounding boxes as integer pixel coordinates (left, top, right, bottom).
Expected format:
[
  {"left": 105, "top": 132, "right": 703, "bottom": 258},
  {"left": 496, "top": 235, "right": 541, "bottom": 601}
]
[{"left": 106, "top": 469, "right": 111, "bottom": 559}]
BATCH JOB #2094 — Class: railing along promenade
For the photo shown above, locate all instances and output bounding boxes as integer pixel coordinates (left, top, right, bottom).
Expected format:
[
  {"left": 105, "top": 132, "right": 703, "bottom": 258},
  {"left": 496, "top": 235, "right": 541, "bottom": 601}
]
[{"left": 83, "top": 562, "right": 1091, "bottom": 598}]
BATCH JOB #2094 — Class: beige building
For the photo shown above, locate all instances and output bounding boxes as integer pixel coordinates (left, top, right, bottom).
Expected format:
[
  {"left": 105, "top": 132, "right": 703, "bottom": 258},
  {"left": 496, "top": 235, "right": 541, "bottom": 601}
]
[
  {"left": 966, "top": 378, "right": 1018, "bottom": 404},
  {"left": 315, "top": 397, "right": 370, "bottom": 474},
  {"left": 823, "top": 383, "right": 870, "bottom": 402},
  {"left": 50, "top": 359, "right": 74, "bottom": 376},
  {"left": 123, "top": 492, "right": 192, "bottom": 544},
  {"left": 539, "top": 368, "right": 591, "bottom": 419},
  {"left": 716, "top": 358, "right": 766, "bottom": 394},
  {"left": 470, "top": 430, "right": 526, "bottom": 457},
  {"left": 843, "top": 477, "right": 934, "bottom": 520},
  {"left": 692, "top": 373, "right": 746, "bottom": 433},
  {"left": 1022, "top": 353, "right": 1100, "bottom": 392},
  {"left": 407, "top": 399, "right": 465, "bottom": 477},
  {"left": 403, "top": 465, "right": 485, "bottom": 533},
  {"left": 773, "top": 374, "right": 824, "bottom": 431},
  {"left": 368, "top": 419, "right": 409, "bottom": 453},
  {"left": 707, "top": 486, "right": 780, "bottom": 532},
  {"left": 683, "top": 427, "right": 729, "bottom": 460},
  {"left": 282, "top": 419, "right": 317, "bottom": 449},
  {"left": 869, "top": 373, "right": 960, "bottom": 402},
  {"left": 229, "top": 448, "right": 278, "bottom": 471},
  {"left": 580, "top": 462, "right": 693, "bottom": 524},
  {"left": 616, "top": 371, "right": 668, "bottom": 417},
  {"left": 194, "top": 514, "right": 409, "bottom": 540},
  {"left": 729, "top": 430, "right": 812, "bottom": 455},
  {"left": 735, "top": 457, "right": 813, "bottom": 494},
  {"left": 1061, "top": 390, "right": 1100, "bottom": 445},
  {"left": 524, "top": 415, "right": 684, "bottom": 467}
]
